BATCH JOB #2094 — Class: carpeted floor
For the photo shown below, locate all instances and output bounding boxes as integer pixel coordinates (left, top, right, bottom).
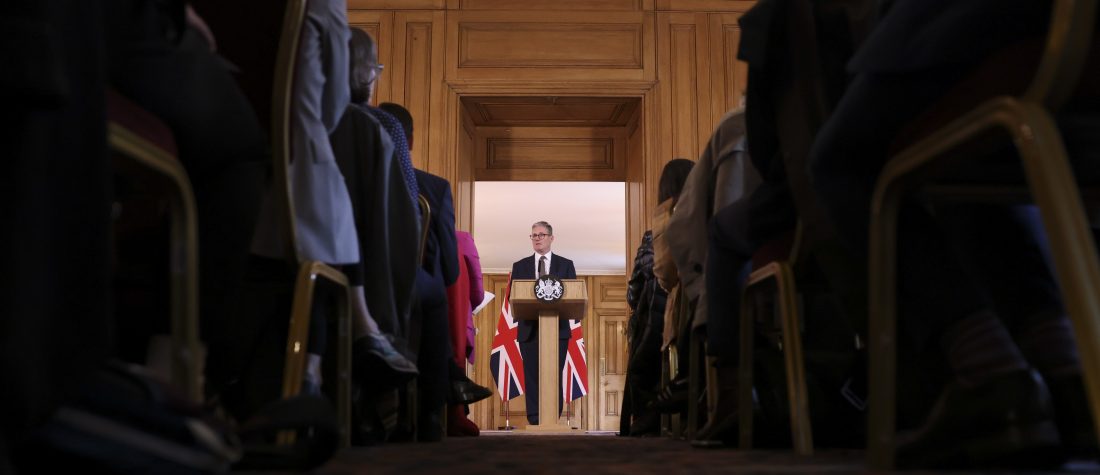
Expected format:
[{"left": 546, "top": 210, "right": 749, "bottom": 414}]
[
  {"left": 314, "top": 433, "right": 863, "bottom": 474},
  {"left": 302, "top": 433, "right": 1100, "bottom": 475}
]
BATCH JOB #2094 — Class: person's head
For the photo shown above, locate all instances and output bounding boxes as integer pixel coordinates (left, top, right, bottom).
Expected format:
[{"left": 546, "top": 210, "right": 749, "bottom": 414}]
[
  {"left": 530, "top": 221, "right": 554, "bottom": 255},
  {"left": 658, "top": 158, "right": 695, "bottom": 203},
  {"left": 379, "top": 102, "right": 413, "bottom": 150},
  {"left": 348, "top": 27, "right": 383, "bottom": 105}
]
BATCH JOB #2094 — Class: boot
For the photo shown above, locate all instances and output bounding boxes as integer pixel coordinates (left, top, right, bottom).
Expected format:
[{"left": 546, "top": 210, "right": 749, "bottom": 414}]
[{"left": 692, "top": 363, "right": 738, "bottom": 448}]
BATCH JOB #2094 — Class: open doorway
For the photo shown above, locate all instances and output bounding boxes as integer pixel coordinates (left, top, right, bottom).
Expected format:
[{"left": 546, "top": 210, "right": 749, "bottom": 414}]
[{"left": 455, "top": 95, "right": 643, "bottom": 432}]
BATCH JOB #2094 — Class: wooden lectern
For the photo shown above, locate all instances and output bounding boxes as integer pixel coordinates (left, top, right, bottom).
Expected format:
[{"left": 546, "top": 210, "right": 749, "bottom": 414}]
[{"left": 510, "top": 279, "right": 588, "bottom": 432}]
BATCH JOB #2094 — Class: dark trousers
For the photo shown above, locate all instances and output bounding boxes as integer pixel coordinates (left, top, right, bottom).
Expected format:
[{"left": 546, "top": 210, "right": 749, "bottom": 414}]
[
  {"left": 705, "top": 200, "right": 757, "bottom": 364},
  {"left": 519, "top": 333, "right": 568, "bottom": 424},
  {"left": 413, "top": 267, "right": 452, "bottom": 433},
  {"left": 624, "top": 283, "right": 667, "bottom": 433}
]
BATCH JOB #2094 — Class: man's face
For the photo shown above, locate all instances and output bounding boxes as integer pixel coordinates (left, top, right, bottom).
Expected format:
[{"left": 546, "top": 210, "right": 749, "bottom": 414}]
[{"left": 530, "top": 225, "right": 553, "bottom": 254}]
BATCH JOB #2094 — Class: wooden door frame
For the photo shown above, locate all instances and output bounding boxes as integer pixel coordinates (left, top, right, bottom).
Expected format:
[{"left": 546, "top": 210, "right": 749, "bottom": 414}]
[
  {"left": 449, "top": 80, "right": 654, "bottom": 431},
  {"left": 445, "top": 79, "right": 657, "bottom": 271}
]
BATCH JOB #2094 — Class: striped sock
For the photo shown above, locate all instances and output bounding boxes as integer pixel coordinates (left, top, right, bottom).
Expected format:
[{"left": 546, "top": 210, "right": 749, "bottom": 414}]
[
  {"left": 941, "top": 310, "right": 1028, "bottom": 387},
  {"left": 1016, "top": 315, "right": 1081, "bottom": 379}
]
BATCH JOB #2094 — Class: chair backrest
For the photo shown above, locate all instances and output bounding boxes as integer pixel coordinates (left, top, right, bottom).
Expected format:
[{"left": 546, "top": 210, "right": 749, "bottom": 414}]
[
  {"left": 271, "top": 0, "right": 309, "bottom": 262},
  {"left": 1025, "top": 0, "right": 1097, "bottom": 109},
  {"left": 417, "top": 194, "right": 431, "bottom": 266},
  {"left": 775, "top": 0, "right": 877, "bottom": 263},
  {"left": 768, "top": 0, "right": 877, "bottom": 337}
]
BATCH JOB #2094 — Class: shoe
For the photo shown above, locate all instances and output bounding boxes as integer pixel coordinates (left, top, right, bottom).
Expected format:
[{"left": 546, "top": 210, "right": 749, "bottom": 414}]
[
  {"left": 691, "top": 409, "right": 737, "bottom": 448},
  {"left": 353, "top": 334, "right": 418, "bottom": 389},
  {"left": 628, "top": 412, "right": 659, "bottom": 436},
  {"left": 649, "top": 378, "right": 689, "bottom": 414},
  {"left": 447, "top": 406, "right": 480, "bottom": 437},
  {"left": 300, "top": 379, "right": 321, "bottom": 397},
  {"left": 895, "top": 369, "right": 1064, "bottom": 469},
  {"left": 692, "top": 370, "right": 738, "bottom": 449},
  {"left": 417, "top": 409, "right": 443, "bottom": 442},
  {"left": 450, "top": 376, "right": 493, "bottom": 405},
  {"left": 527, "top": 415, "right": 539, "bottom": 425},
  {"left": 1046, "top": 373, "right": 1099, "bottom": 459}
]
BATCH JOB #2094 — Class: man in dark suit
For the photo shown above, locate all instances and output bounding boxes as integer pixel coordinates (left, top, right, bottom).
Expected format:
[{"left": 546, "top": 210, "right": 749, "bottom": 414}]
[
  {"left": 509, "top": 221, "right": 577, "bottom": 425},
  {"left": 410, "top": 169, "right": 459, "bottom": 441}
]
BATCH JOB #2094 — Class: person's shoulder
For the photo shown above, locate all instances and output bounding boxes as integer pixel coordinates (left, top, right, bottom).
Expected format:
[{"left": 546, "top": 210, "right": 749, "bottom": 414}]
[
  {"left": 555, "top": 254, "right": 575, "bottom": 265},
  {"left": 512, "top": 255, "right": 533, "bottom": 266},
  {"left": 416, "top": 170, "right": 450, "bottom": 189}
]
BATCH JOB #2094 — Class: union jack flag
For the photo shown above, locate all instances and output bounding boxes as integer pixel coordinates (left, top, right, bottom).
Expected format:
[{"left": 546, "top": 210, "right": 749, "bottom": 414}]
[
  {"left": 489, "top": 275, "right": 525, "bottom": 401},
  {"left": 562, "top": 319, "right": 589, "bottom": 402}
]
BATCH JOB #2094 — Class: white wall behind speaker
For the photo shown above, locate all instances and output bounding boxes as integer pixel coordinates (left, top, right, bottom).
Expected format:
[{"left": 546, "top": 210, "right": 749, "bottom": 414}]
[{"left": 472, "top": 181, "right": 626, "bottom": 275}]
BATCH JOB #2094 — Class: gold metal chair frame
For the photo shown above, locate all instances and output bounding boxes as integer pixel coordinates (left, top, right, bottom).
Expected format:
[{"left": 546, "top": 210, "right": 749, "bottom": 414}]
[
  {"left": 736, "top": 225, "right": 813, "bottom": 455},
  {"left": 272, "top": 0, "right": 352, "bottom": 447},
  {"left": 108, "top": 122, "right": 202, "bottom": 403},
  {"left": 866, "top": 0, "right": 1099, "bottom": 468}
]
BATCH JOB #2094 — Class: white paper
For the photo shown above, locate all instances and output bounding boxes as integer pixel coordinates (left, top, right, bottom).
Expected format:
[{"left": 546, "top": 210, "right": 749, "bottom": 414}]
[{"left": 472, "top": 291, "right": 495, "bottom": 315}]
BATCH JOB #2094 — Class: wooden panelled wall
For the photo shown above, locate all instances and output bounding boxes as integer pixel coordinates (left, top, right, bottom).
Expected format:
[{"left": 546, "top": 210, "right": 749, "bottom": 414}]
[
  {"left": 348, "top": 0, "right": 752, "bottom": 240},
  {"left": 349, "top": 0, "right": 752, "bottom": 431}
]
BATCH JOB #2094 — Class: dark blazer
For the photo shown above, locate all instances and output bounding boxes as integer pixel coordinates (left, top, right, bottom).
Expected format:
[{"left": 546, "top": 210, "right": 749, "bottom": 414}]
[
  {"left": 510, "top": 254, "right": 577, "bottom": 342},
  {"left": 849, "top": 0, "right": 1048, "bottom": 75},
  {"left": 330, "top": 104, "right": 419, "bottom": 337},
  {"left": 415, "top": 170, "right": 459, "bottom": 287}
]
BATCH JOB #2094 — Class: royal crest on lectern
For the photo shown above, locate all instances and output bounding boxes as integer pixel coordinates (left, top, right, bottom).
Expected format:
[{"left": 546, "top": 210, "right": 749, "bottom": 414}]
[{"left": 534, "top": 275, "right": 564, "bottom": 302}]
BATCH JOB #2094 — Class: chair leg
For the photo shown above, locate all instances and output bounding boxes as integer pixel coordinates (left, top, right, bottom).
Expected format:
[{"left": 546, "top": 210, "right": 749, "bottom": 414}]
[
  {"left": 868, "top": 173, "right": 903, "bottom": 470},
  {"left": 667, "top": 345, "right": 683, "bottom": 439},
  {"left": 660, "top": 349, "right": 672, "bottom": 437},
  {"left": 334, "top": 282, "right": 352, "bottom": 448},
  {"left": 1013, "top": 105, "right": 1100, "bottom": 451},
  {"left": 775, "top": 262, "right": 814, "bottom": 455},
  {"left": 705, "top": 354, "right": 719, "bottom": 426},
  {"left": 687, "top": 329, "right": 703, "bottom": 438},
  {"left": 282, "top": 263, "right": 317, "bottom": 401},
  {"left": 108, "top": 123, "right": 202, "bottom": 402},
  {"left": 738, "top": 285, "right": 755, "bottom": 450},
  {"left": 280, "top": 262, "right": 352, "bottom": 447}
]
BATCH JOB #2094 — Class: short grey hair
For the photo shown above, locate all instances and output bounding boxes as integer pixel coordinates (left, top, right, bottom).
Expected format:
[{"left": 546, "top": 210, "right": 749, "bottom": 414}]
[{"left": 532, "top": 221, "right": 553, "bottom": 235}]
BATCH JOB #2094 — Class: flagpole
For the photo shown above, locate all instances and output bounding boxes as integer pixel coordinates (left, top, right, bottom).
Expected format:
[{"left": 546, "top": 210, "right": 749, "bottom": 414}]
[
  {"left": 499, "top": 399, "right": 515, "bottom": 431},
  {"left": 568, "top": 400, "right": 577, "bottom": 430}
]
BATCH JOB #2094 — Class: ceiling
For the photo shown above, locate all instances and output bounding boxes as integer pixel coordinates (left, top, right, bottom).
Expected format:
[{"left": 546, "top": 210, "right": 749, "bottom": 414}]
[{"left": 461, "top": 96, "right": 640, "bottom": 127}]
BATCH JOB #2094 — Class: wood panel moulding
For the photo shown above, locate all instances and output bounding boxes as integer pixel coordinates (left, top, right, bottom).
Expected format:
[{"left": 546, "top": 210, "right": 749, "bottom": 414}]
[
  {"left": 595, "top": 306, "right": 628, "bottom": 429},
  {"left": 348, "top": 0, "right": 445, "bottom": 9},
  {"left": 475, "top": 126, "right": 627, "bottom": 181},
  {"left": 463, "top": 96, "right": 640, "bottom": 128},
  {"left": 459, "top": 0, "right": 645, "bottom": 10},
  {"left": 458, "top": 23, "right": 642, "bottom": 69},
  {"left": 596, "top": 279, "right": 628, "bottom": 309},
  {"left": 658, "top": 12, "right": 712, "bottom": 162},
  {"left": 392, "top": 11, "right": 446, "bottom": 175},
  {"left": 655, "top": 0, "right": 755, "bottom": 11},
  {"left": 447, "top": 11, "right": 656, "bottom": 82},
  {"left": 709, "top": 12, "right": 749, "bottom": 121},
  {"left": 487, "top": 137, "right": 613, "bottom": 169}
]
